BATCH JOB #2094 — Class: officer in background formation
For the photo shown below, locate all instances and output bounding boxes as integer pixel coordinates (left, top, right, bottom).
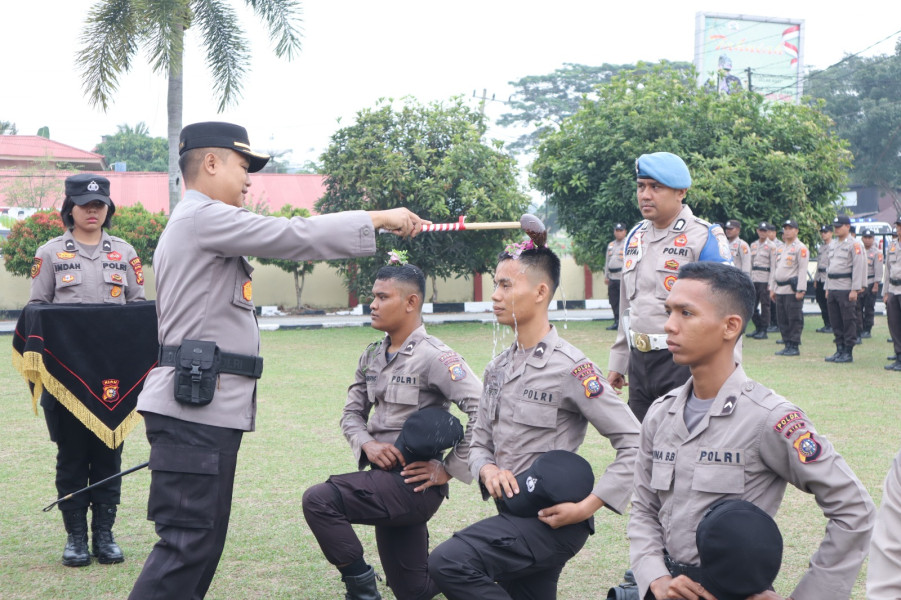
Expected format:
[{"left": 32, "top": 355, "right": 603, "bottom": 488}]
[
  {"left": 814, "top": 224, "right": 834, "bottom": 333},
  {"left": 628, "top": 262, "right": 875, "bottom": 600},
  {"left": 604, "top": 223, "right": 627, "bottom": 330},
  {"left": 428, "top": 242, "right": 640, "bottom": 599},
  {"left": 748, "top": 222, "right": 775, "bottom": 339},
  {"left": 884, "top": 217, "right": 901, "bottom": 371},
  {"left": 767, "top": 223, "right": 783, "bottom": 334},
  {"left": 825, "top": 215, "right": 867, "bottom": 364},
  {"left": 769, "top": 220, "right": 809, "bottom": 357},
  {"left": 724, "top": 219, "right": 751, "bottom": 276},
  {"left": 129, "top": 122, "right": 427, "bottom": 600},
  {"left": 30, "top": 174, "right": 145, "bottom": 568},
  {"left": 302, "top": 262, "right": 481, "bottom": 600},
  {"left": 859, "top": 229, "right": 883, "bottom": 340},
  {"left": 607, "top": 152, "right": 733, "bottom": 423}
]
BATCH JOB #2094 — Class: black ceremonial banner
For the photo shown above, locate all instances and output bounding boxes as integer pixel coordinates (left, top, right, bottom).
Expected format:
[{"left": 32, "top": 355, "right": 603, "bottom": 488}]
[{"left": 12, "top": 301, "right": 159, "bottom": 449}]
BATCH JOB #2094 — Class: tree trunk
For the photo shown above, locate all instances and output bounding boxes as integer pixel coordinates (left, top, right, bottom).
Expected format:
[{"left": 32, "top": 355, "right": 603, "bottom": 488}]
[
  {"left": 430, "top": 275, "right": 438, "bottom": 303},
  {"left": 167, "top": 26, "right": 185, "bottom": 214},
  {"left": 294, "top": 270, "right": 306, "bottom": 309}
]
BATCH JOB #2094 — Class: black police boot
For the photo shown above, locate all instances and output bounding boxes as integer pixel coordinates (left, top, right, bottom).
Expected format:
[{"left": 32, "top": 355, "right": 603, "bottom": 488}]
[
  {"left": 91, "top": 504, "right": 124, "bottom": 564},
  {"left": 885, "top": 360, "right": 901, "bottom": 371},
  {"left": 862, "top": 330, "right": 872, "bottom": 339},
  {"left": 775, "top": 343, "right": 789, "bottom": 355},
  {"left": 855, "top": 335, "right": 863, "bottom": 345},
  {"left": 606, "top": 321, "right": 619, "bottom": 331},
  {"left": 835, "top": 347, "right": 854, "bottom": 363},
  {"left": 750, "top": 330, "right": 768, "bottom": 340},
  {"left": 782, "top": 342, "right": 800, "bottom": 356},
  {"left": 825, "top": 345, "right": 844, "bottom": 362},
  {"left": 342, "top": 565, "right": 382, "bottom": 600},
  {"left": 888, "top": 354, "right": 899, "bottom": 361},
  {"left": 816, "top": 325, "right": 833, "bottom": 333},
  {"left": 767, "top": 324, "right": 779, "bottom": 332},
  {"left": 61, "top": 508, "right": 91, "bottom": 567}
]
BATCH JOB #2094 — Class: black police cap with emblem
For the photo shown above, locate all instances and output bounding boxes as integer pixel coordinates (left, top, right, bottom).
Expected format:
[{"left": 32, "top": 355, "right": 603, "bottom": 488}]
[
  {"left": 862, "top": 229, "right": 875, "bottom": 237},
  {"left": 819, "top": 224, "right": 833, "bottom": 233},
  {"left": 756, "top": 221, "right": 768, "bottom": 230},
  {"left": 65, "top": 173, "right": 113, "bottom": 207},
  {"left": 724, "top": 219, "right": 741, "bottom": 230},
  {"left": 833, "top": 214, "right": 851, "bottom": 226},
  {"left": 613, "top": 223, "right": 626, "bottom": 230},
  {"left": 502, "top": 450, "right": 595, "bottom": 518},
  {"left": 696, "top": 499, "right": 782, "bottom": 600},
  {"left": 179, "top": 121, "right": 271, "bottom": 173},
  {"left": 393, "top": 407, "right": 464, "bottom": 466},
  {"left": 783, "top": 219, "right": 799, "bottom": 229}
]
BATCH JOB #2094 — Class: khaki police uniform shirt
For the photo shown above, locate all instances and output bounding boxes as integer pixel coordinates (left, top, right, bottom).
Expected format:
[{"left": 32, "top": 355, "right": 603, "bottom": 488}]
[
  {"left": 769, "top": 239, "right": 809, "bottom": 295},
  {"left": 728, "top": 238, "right": 751, "bottom": 275},
  {"left": 865, "top": 246, "right": 883, "bottom": 286},
  {"left": 604, "top": 238, "right": 626, "bottom": 281},
  {"left": 137, "top": 189, "right": 377, "bottom": 431},
  {"left": 469, "top": 325, "right": 640, "bottom": 513},
  {"left": 885, "top": 239, "right": 901, "bottom": 295},
  {"left": 867, "top": 446, "right": 901, "bottom": 600},
  {"left": 749, "top": 238, "right": 776, "bottom": 283},
  {"left": 608, "top": 205, "right": 732, "bottom": 376},
  {"left": 825, "top": 236, "right": 867, "bottom": 291},
  {"left": 815, "top": 240, "right": 832, "bottom": 283},
  {"left": 340, "top": 325, "right": 481, "bottom": 483},
  {"left": 629, "top": 366, "right": 875, "bottom": 600},
  {"left": 29, "top": 230, "right": 145, "bottom": 304}
]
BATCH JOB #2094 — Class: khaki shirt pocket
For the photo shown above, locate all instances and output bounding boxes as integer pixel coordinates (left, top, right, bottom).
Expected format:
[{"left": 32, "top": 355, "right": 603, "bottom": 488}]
[
  {"left": 55, "top": 270, "right": 83, "bottom": 289},
  {"left": 232, "top": 258, "right": 255, "bottom": 311},
  {"left": 650, "top": 461, "right": 675, "bottom": 491},
  {"left": 511, "top": 401, "right": 557, "bottom": 452},
  {"left": 382, "top": 384, "right": 420, "bottom": 427},
  {"left": 691, "top": 463, "right": 745, "bottom": 494},
  {"left": 655, "top": 254, "right": 683, "bottom": 300}
]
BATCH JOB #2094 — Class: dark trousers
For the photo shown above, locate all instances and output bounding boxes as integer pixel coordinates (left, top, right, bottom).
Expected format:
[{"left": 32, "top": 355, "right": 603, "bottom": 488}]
[
  {"left": 627, "top": 348, "right": 691, "bottom": 423},
  {"left": 130, "top": 412, "right": 243, "bottom": 600},
  {"left": 775, "top": 294, "right": 804, "bottom": 344},
  {"left": 428, "top": 512, "right": 591, "bottom": 600},
  {"left": 752, "top": 282, "right": 771, "bottom": 330},
  {"left": 888, "top": 293, "right": 901, "bottom": 356},
  {"left": 607, "top": 279, "right": 621, "bottom": 323},
  {"left": 302, "top": 469, "right": 446, "bottom": 600},
  {"left": 859, "top": 287, "right": 877, "bottom": 332},
  {"left": 42, "top": 392, "right": 123, "bottom": 511},
  {"left": 815, "top": 281, "right": 830, "bottom": 327},
  {"left": 827, "top": 290, "right": 858, "bottom": 348}
]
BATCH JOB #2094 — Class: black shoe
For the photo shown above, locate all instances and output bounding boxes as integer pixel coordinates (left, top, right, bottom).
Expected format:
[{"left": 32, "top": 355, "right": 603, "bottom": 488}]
[
  {"left": 750, "top": 330, "right": 768, "bottom": 340},
  {"left": 605, "top": 322, "right": 619, "bottom": 331},
  {"left": 861, "top": 330, "right": 872, "bottom": 339},
  {"left": 885, "top": 361, "right": 901, "bottom": 371},
  {"left": 816, "top": 326, "right": 833, "bottom": 334},
  {"left": 91, "top": 504, "right": 124, "bottom": 564},
  {"left": 782, "top": 343, "right": 800, "bottom": 356},
  {"left": 889, "top": 354, "right": 899, "bottom": 361},
  {"left": 61, "top": 508, "right": 91, "bottom": 567},
  {"left": 342, "top": 565, "right": 382, "bottom": 600},
  {"left": 855, "top": 336, "right": 863, "bottom": 345},
  {"left": 767, "top": 325, "right": 779, "bottom": 332},
  {"left": 835, "top": 350, "right": 854, "bottom": 363},
  {"left": 825, "top": 346, "right": 844, "bottom": 362},
  {"left": 776, "top": 339, "right": 785, "bottom": 345}
]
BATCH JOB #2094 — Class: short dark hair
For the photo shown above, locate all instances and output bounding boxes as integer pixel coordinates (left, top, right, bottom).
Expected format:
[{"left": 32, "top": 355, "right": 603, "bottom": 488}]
[
  {"left": 178, "top": 147, "right": 234, "bottom": 184},
  {"left": 497, "top": 246, "right": 561, "bottom": 295},
  {"left": 375, "top": 264, "right": 426, "bottom": 303},
  {"left": 60, "top": 197, "right": 114, "bottom": 230},
  {"left": 676, "top": 262, "right": 755, "bottom": 334}
]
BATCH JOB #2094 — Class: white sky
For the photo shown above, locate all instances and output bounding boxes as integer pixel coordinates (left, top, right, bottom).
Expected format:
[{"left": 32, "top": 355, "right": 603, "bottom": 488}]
[{"left": 3, "top": 1, "right": 900, "bottom": 170}]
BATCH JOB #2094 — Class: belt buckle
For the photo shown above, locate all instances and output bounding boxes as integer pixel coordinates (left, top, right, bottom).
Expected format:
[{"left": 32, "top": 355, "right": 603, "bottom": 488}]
[{"left": 635, "top": 333, "right": 651, "bottom": 352}]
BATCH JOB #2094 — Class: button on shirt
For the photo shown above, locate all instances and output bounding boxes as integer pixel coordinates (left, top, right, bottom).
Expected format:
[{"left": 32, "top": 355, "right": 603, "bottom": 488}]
[
  {"left": 825, "top": 237, "right": 867, "bottom": 291},
  {"left": 605, "top": 238, "right": 626, "bottom": 281},
  {"left": 469, "top": 326, "right": 640, "bottom": 513},
  {"left": 340, "top": 325, "right": 482, "bottom": 482},
  {"left": 628, "top": 366, "right": 875, "bottom": 600},
  {"left": 770, "top": 240, "right": 809, "bottom": 295}
]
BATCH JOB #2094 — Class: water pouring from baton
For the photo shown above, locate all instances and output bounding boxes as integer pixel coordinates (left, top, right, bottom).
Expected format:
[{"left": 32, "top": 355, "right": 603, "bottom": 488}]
[
  {"left": 381, "top": 214, "right": 547, "bottom": 247},
  {"left": 42, "top": 462, "right": 149, "bottom": 512}
]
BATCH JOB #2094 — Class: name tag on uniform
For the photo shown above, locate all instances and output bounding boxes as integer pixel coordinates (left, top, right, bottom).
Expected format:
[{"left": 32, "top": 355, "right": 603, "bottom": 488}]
[{"left": 697, "top": 447, "right": 745, "bottom": 465}]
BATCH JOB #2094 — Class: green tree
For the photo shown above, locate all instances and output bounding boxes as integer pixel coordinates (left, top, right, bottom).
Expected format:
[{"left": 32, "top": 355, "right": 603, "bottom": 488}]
[
  {"left": 107, "top": 204, "right": 168, "bottom": 267},
  {"left": 0, "top": 156, "right": 67, "bottom": 208},
  {"left": 95, "top": 122, "right": 169, "bottom": 171},
  {"left": 531, "top": 62, "right": 851, "bottom": 270},
  {"left": 77, "top": 0, "right": 303, "bottom": 212},
  {"left": 1, "top": 211, "right": 66, "bottom": 277},
  {"left": 316, "top": 97, "right": 531, "bottom": 303},
  {"left": 805, "top": 40, "right": 901, "bottom": 213},
  {"left": 1, "top": 121, "right": 19, "bottom": 135},
  {"left": 499, "top": 62, "right": 693, "bottom": 154},
  {"left": 252, "top": 204, "right": 315, "bottom": 308}
]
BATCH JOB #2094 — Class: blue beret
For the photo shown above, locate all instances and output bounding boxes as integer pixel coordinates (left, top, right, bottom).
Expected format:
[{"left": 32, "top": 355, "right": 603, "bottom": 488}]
[{"left": 635, "top": 152, "right": 692, "bottom": 189}]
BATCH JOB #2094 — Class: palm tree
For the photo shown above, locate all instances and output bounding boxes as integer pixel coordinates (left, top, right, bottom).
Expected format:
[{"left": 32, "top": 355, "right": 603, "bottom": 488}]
[
  {"left": 77, "top": 0, "right": 302, "bottom": 212},
  {"left": 0, "top": 120, "right": 17, "bottom": 135}
]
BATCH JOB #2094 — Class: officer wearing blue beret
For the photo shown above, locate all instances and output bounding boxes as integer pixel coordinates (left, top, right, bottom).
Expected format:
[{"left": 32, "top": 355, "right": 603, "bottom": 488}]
[{"left": 607, "top": 152, "right": 733, "bottom": 423}]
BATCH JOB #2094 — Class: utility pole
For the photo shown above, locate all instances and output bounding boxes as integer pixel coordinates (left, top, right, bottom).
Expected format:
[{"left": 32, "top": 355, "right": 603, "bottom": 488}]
[
  {"left": 473, "top": 88, "right": 496, "bottom": 115},
  {"left": 746, "top": 67, "right": 753, "bottom": 93}
]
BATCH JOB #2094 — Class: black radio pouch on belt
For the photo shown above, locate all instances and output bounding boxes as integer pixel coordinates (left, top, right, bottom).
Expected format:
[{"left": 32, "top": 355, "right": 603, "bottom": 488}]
[{"left": 174, "top": 340, "right": 221, "bottom": 406}]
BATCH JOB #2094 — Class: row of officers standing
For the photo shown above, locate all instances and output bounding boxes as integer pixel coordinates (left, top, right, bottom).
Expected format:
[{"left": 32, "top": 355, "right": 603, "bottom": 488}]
[{"left": 608, "top": 212, "right": 901, "bottom": 369}]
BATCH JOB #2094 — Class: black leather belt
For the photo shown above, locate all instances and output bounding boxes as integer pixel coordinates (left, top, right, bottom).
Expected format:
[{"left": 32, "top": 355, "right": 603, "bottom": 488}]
[
  {"left": 776, "top": 277, "right": 798, "bottom": 287},
  {"left": 828, "top": 272, "right": 851, "bottom": 279},
  {"left": 608, "top": 267, "right": 622, "bottom": 273},
  {"left": 817, "top": 267, "right": 826, "bottom": 272},
  {"left": 752, "top": 266, "right": 770, "bottom": 271},
  {"left": 891, "top": 278, "right": 901, "bottom": 286},
  {"left": 158, "top": 345, "right": 264, "bottom": 378}
]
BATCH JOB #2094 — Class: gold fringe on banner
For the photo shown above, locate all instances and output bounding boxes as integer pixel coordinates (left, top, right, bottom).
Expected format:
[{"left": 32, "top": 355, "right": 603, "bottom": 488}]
[{"left": 12, "top": 348, "right": 142, "bottom": 450}]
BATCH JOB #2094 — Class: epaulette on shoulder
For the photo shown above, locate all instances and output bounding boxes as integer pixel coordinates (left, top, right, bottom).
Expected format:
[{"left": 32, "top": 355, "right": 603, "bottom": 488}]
[
  {"left": 741, "top": 379, "right": 781, "bottom": 409},
  {"left": 553, "top": 340, "right": 585, "bottom": 364}
]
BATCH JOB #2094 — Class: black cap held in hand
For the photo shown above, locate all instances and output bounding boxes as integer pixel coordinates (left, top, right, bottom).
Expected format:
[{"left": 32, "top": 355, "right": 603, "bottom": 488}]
[
  {"left": 696, "top": 499, "right": 782, "bottom": 600},
  {"left": 393, "top": 407, "right": 464, "bottom": 465},
  {"left": 502, "top": 450, "right": 595, "bottom": 518}
]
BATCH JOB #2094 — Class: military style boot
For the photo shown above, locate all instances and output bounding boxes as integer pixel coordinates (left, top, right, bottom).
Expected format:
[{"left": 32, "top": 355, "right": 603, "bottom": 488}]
[
  {"left": 342, "top": 565, "right": 382, "bottom": 600},
  {"left": 835, "top": 346, "right": 854, "bottom": 363},
  {"left": 825, "top": 345, "right": 844, "bottom": 362},
  {"left": 61, "top": 508, "right": 91, "bottom": 567},
  {"left": 91, "top": 504, "right": 124, "bottom": 564},
  {"left": 782, "top": 342, "right": 800, "bottom": 356}
]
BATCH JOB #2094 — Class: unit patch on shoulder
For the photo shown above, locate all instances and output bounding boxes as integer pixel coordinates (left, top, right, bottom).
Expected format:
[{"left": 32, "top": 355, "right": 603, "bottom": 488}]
[
  {"left": 129, "top": 257, "right": 144, "bottom": 285},
  {"left": 582, "top": 375, "right": 603, "bottom": 398},
  {"left": 773, "top": 411, "right": 803, "bottom": 433},
  {"left": 793, "top": 431, "right": 822, "bottom": 463},
  {"left": 242, "top": 280, "right": 253, "bottom": 302},
  {"left": 800, "top": 248, "right": 807, "bottom": 258},
  {"left": 56, "top": 251, "right": 76, "bottom": 259},
  {"left": 448, "top": 363, "right": 467, "bottom": 381},
  {"left": 31, "top": 257, "right": 43, "bottom": 279},
  {"left": 663, "top": 275, "right": 677, "bottom": 291},
  {"left": 742, "top": 245, "right": 749, "bottom": 254},
  {"left": 674, "top": 234, "right": 688, "bottom": 247}
]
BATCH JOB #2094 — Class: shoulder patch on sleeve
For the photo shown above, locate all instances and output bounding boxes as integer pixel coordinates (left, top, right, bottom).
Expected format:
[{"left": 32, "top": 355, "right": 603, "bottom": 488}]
[
  {"left": 129, "top": 257, "right": 144, "bottom": 285},
  {"left": 30, "top": 257, "right": 43, "bottom": 279},
  {"left": 571, "top": 362, "right": 603, "bottom": 397},
  {"left": 793, "top": 431, "right": 822, "bottom": 463}
]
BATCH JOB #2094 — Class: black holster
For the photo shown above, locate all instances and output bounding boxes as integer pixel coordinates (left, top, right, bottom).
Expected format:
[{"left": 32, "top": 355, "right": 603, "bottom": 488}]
[{"left": 173, "top": 340, "right": 220, "bottom": 406}]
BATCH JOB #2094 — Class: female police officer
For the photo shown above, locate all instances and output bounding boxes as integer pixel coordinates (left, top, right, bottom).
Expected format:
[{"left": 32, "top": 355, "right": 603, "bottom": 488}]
[{"left": 29, "top": 173, "right": 145, "bottom": 567}]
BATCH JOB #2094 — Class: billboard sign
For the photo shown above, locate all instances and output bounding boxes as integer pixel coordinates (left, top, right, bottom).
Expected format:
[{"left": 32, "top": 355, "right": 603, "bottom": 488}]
[{"left": 695, "top": 13, "right": 804, "bottom": 102}]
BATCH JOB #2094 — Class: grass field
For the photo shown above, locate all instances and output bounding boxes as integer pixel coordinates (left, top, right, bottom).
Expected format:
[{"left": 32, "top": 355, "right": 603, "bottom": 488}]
[{"left": 1, "top": 316, "right": 898, "bottom": 599}]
